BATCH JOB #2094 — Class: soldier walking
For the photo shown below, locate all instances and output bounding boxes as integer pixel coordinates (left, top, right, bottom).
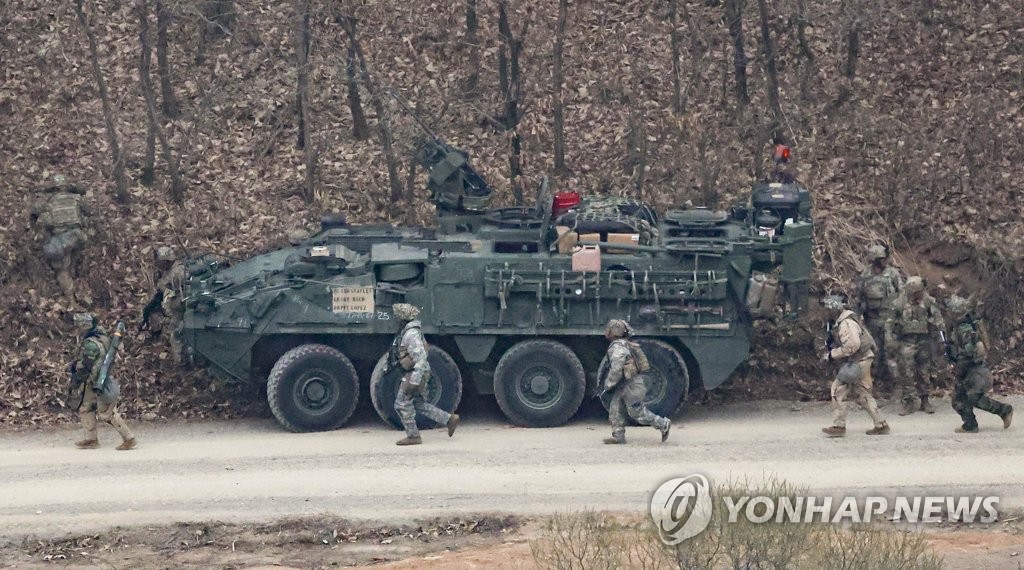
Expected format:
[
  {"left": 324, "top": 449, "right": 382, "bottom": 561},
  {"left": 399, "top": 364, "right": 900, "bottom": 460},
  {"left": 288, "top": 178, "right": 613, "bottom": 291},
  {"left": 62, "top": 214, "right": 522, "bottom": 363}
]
[
  {"left": 600, "top": 319, "right": 671, "bottom": 445},
  {"left": 821, "top": 296, "right": 890, "bottom": 437},
  {"left": 886, "top": 276, "right": 945, "bottom": 415},
  {"left": 854, "top": 244, "right": 903, "bottom": 384},
  {"left": 944, "top": 296, "right": 1013, "bottom": 433},
  {"left": 30, "top": 174, "right": 89, "bottom": 301},
  {"left": 68, "top": 313, "right": 136, "bottom": 450},
  {"left": 388, "top": 303, "right": 459, "bottom": 446},
  {"left": 140, "top": 246, "right": 187, "bottom": 365}
]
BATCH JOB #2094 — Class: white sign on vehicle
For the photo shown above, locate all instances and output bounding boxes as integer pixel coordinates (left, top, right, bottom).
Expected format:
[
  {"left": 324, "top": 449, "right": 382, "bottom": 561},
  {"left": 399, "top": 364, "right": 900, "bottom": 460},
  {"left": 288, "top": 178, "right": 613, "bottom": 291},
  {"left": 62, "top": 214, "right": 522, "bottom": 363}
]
[{"left": 331, "top": 287, "right": 374, "bottom": 314}]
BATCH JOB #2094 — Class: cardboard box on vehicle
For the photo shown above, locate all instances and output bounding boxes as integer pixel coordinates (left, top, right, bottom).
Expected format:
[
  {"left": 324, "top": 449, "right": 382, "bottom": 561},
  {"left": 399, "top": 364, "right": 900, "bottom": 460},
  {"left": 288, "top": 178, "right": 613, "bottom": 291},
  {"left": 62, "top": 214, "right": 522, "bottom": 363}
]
[{"left": 604, "top": 233, "right": 640, "bottom": 254}]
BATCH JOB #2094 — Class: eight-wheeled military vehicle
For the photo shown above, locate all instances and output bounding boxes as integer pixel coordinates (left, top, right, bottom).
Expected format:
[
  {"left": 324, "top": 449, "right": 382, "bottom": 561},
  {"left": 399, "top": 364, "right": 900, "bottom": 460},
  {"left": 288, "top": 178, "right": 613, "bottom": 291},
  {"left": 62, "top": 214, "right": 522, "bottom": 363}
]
[{"left": 180, "top": 136, "right": 813, "bottom": 432}]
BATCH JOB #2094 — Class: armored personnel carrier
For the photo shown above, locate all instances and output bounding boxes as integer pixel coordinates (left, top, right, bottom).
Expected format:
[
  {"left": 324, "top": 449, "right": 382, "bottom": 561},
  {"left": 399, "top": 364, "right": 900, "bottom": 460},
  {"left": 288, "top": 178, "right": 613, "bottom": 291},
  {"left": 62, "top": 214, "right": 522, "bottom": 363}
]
[{"left": 180, "top": 137, "right": 813, "bottom": 432}]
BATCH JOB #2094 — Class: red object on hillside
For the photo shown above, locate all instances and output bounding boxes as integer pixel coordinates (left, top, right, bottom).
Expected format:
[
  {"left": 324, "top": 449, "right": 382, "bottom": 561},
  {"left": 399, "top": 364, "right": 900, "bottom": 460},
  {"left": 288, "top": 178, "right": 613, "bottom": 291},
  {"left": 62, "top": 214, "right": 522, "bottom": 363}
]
[
  {"left": 552, "top": 191, "right": 581, "bottom": 218},
  {"left": 773, "top": 144, "right": 792, "bottom": 163}
]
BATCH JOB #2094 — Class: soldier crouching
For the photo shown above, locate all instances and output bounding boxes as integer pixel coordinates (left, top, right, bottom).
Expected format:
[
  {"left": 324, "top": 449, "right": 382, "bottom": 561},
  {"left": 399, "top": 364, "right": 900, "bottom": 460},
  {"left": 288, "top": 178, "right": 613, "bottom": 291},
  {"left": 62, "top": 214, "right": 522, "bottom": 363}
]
[
  {"left": 821, "top": 296, "right": 890, "bottom": 437},
  {"left": 389, "top": 303, "right": 460, "bottom": 446},
  {"left": 601, "top": 319, "right": 671, "bottom": 445}
]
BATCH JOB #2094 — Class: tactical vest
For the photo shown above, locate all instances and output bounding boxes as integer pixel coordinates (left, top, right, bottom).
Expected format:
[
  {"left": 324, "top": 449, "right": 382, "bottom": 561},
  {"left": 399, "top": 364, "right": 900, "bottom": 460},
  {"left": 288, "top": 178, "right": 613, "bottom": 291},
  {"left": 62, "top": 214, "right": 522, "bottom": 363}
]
[
  {"left": 393, "top": 325, "right": 427, "bottom": 371},
  {"left": 861, "top": 273, "right": 892, "bottom": 311},
  {"left": 44, "top": 193, "right": 84, "bottom": 231},
  {"left": 84, "top": 334, "right": 111, "bottom": 385},
  {"left": 621, "top": 340, "right": 651, "bottom": 380},
  {"left": 953, "top": 321, "right": 983, "bottom": 366},
  {"left": 898, "top": 302, "right": 930, "bottom": 335}
]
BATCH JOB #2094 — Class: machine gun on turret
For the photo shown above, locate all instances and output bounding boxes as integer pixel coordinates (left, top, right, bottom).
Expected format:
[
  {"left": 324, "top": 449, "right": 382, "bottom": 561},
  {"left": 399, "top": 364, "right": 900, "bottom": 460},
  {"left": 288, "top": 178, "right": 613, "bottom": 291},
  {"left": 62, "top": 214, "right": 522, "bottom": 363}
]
[{"left": 387, "top": 90, "right": 493, "bottom": 213}]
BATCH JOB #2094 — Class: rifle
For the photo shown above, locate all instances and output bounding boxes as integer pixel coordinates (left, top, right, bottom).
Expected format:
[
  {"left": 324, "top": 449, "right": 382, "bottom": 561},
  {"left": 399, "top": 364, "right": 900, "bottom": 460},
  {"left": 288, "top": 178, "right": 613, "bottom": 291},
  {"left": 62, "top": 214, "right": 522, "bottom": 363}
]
[
  {"left": 825, "top": 320, "right": 835, "bottom": 362},
  {"left": 64, "top": 362, "right": 83, "bottom": 409}
]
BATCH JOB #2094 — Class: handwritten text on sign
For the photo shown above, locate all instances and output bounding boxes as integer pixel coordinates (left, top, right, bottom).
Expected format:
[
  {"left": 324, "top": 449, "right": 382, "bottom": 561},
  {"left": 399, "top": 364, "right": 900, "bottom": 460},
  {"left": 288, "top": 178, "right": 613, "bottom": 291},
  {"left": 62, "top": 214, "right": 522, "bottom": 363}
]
[{"left": 331, "top": 287, "right": 375, "bottom": 314}]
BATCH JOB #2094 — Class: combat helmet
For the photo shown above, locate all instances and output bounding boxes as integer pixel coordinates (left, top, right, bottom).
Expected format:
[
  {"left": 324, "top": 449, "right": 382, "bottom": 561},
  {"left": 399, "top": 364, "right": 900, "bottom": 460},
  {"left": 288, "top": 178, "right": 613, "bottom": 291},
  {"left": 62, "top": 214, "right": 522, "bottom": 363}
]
[
  {"left": 156, "top": 246, "right": 176, "bottom": 262},
  {"left": 822, "top": 295, "right": 846, "bottom": 311},
  {"left": 904, "top": 276, "right": 925, "bottom": 294},
  {"left": 867, "top": 245, "right": 888, "bottom": 261},
  {"left": 945, "top": 295, "right": 971, "bottom": 316},
  {"left": 604, "top": 319, "right": 633, "bottom": 339},
  {"left": 392, "top": 303, "right": 421, "bottom": 321},
  {"left": 72, "top": 312, "right": 97, "bottom": 329}
]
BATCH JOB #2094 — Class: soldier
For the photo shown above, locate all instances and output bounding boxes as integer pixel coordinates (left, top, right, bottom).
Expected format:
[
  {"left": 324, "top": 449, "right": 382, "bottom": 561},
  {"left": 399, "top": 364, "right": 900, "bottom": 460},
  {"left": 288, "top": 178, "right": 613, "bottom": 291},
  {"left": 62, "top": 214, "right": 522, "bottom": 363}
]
[
  {"left": 140, "top": 246, "right": 187, "bottom": 365},
  {"left": 854, "top": 244, "right": 903, "bottom": 383},
  {"left": 29, "top": 174, "right": 89, "bottom": 300},
  {"left": 388, "top": 303, "right": 459, "bottom": 446},
  {"left": 944, "top": 296, "right": 1013, "bottom": 433},
  {"left": 886, "top": 276, "right": 946, "bottom": 415},
  {"left": 821, "top": 296, "right": 890, "bottom": 437},
  {"left": 69, "top": 313, "right": 136, "bottom": 450},
  {"left": 600, "top": 319, "right": 671, "bottom": 445}
]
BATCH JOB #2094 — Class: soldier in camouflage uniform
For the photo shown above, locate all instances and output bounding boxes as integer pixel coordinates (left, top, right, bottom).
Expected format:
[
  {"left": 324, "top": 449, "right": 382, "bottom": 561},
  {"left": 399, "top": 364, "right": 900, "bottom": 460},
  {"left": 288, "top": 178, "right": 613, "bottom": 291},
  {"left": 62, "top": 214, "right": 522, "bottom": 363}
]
[
  {"left": 854, "top": 244, "right": 903, "bottom": 384},
  {"left": 389, "top": 303, "right": 460, "bottom": 446},
  {"left": 140, "top": 246, "right": 188, "bottom": 365},
  {"left": 69, "top": 313, "right": 136, "bottom": 450},
  {"left": 601, "top": 319, "right": 671, "bottom": 444},
  {"left": 29, "top": 174, "right": 89, "bottom": 300},
  {"left": 886, "top": 276, "right": 946, "bottom": 415},
  {"left": 821, "top": 296, "right": 890, "bottom": 437},
  {"left": 944, "top": 296, "right": 1013, "bottom": 433}
]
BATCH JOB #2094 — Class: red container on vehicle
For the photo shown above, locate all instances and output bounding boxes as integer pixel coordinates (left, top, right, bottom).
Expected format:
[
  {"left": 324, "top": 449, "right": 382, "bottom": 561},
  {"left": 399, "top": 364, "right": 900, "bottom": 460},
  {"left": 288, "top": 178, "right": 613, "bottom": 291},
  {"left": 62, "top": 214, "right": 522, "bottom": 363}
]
[{"left": 552, "top": 191, "right": 581, "bottom": 218}]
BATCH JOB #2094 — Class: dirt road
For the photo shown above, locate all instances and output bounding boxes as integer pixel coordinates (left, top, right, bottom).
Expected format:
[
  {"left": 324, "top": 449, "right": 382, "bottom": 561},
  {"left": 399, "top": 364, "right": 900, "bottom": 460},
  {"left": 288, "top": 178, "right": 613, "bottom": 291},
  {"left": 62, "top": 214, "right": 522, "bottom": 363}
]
[{"left": 2, "top": 397, "right": 1021, "bottom": 540}]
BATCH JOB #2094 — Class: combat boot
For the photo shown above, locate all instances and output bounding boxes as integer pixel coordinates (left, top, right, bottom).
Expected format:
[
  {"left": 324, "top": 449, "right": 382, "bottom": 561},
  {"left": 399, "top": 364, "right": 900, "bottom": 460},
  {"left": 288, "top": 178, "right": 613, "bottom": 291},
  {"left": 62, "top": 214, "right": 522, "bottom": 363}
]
[
  {"left": 116, "top": 438, "right": 137, "bottom": 451},
  {"left": 603, "top": 436, "right": 626, "bottom": 444},
  {"left": 75, "top": 439, "right": 99, "bottom": 449},
  {"left": 660, "top": 420, "right": 671, "bottom": 443},
  {"left": 866, "top": 422, "right": 891, "bottom": 435},
  {"left": 1002, "top": 407, "right": 1013, "bottom": 429},
  {"left": 955, "top": 425, "right": 979, "bottom": 434},
  {"left": 396, "top": 435, "right": 422, "bottom": 446},
  {"left": 920, "top": 396, "right": 936, "bottom": 414},
  {"left": 898, "top": 400, "right": 917, "bottom": 416},
  {"left": 821, "top": 426, "right": 846, "bottom": 438},
  {"left": 446, "top": 414, "right": 460, "bottom": 437}
]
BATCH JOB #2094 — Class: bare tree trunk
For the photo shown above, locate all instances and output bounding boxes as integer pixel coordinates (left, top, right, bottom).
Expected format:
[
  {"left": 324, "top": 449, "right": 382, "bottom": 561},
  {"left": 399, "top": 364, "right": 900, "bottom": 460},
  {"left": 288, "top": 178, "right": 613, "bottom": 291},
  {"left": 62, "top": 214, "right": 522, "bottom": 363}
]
[
  {"left": 552, "top": 0, "right": 568, "bottom": 175},
  {"left": 795, "top": 0, "right": 815, "bottom": 101},
  {"left": 197, "top": 0, "right": 234, "bottom": 64},
  {"left": 138, "top": 0, "right": 184, "bottom": 202},
  {"left": 756, "top": 0, "right": 783, "bottom": 142},
  {"left": 724, "top": 0, "right": 750, "bottom": 107},
  {"left": 404, "top": 157, "right": 417, "bottom": 225},
  {"left": 844, "top": 13, "right": 862, "bottom": 79},
  {"left": 668, "top": 0, "right": 682, "bottom": 114},
  {"left": 349, "top": 29, "right": 403, "bottom": 205},
  {"left": 343, "top": 17, "right": 369, "bottom": 140},
  {"left": 463, "top": 0, "right": 480, "bottom": 99},
  {"left": 74, "top": 0, "right": 130, "bottom": 205},
  {"left": 155, "top": 0, "right": 179, "bottom": 118},
  {"left": 295, "top": 0, "right": 316, "bottom": 204},
  {"left": 497, "top": 0, "right": 528, "bottom": 205},
  {"left": 139, "top": 1, "right": 156, "bottom": 187}
]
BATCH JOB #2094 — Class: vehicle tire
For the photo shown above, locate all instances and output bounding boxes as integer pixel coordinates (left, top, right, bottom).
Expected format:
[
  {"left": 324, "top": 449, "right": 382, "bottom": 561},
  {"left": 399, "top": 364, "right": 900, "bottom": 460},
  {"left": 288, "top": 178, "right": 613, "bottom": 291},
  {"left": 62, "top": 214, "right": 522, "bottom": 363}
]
[
  {"left": 494, "top": 339, "right": 586, "bottom": 427},
  {"left": 598, "top": 339, "right": 689, "bottom": 419},
  {"left": 369, "top": 346, "right": 463, "bottom": 430},
  {"left": 266, "top": 344, "right": 359, "bottom": 432}
]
